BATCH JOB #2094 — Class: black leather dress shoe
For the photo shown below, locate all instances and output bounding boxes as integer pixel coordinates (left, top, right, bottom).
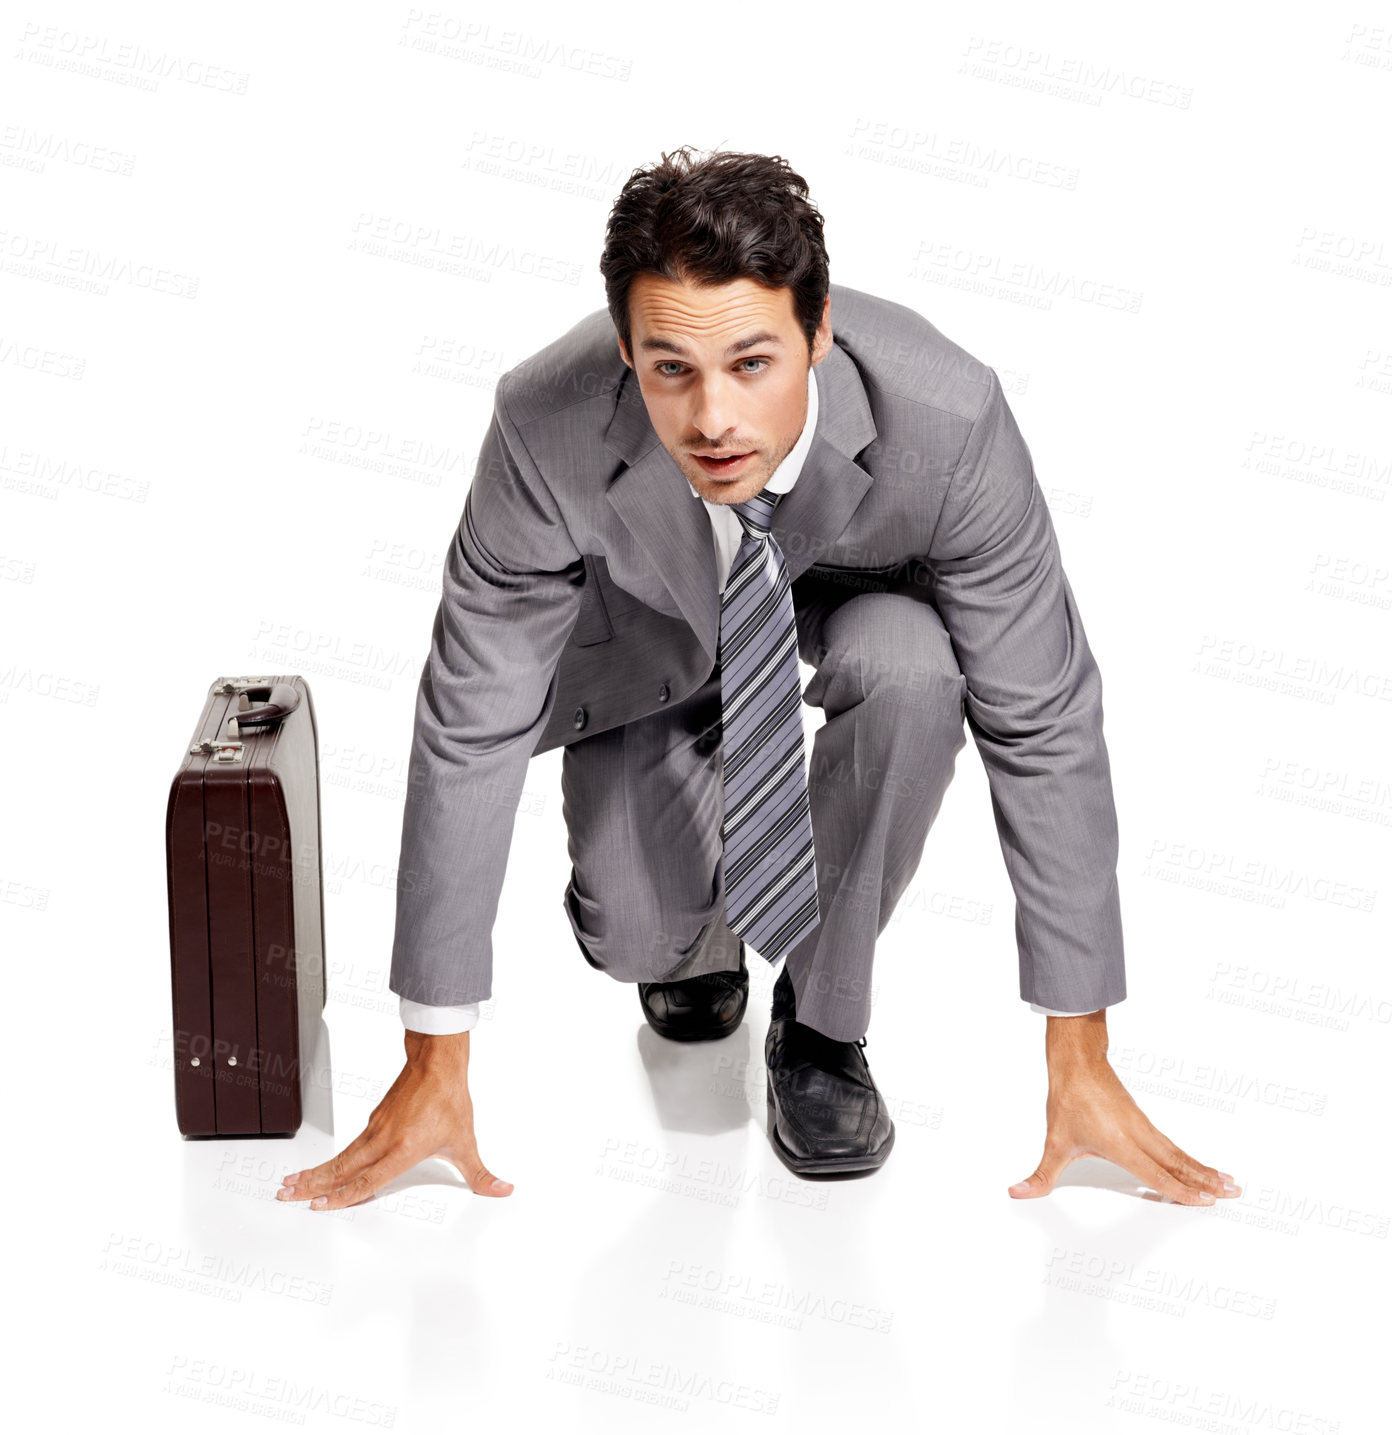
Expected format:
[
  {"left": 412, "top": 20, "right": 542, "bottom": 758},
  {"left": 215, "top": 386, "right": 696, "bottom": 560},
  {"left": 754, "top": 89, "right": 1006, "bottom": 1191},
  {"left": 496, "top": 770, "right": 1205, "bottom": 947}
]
[
  {"left": 764, "top": 971, "right": 894, "bottom": 1175},
  {"left": 638, "top": 944, "right": 748, "bottom": 1041}
]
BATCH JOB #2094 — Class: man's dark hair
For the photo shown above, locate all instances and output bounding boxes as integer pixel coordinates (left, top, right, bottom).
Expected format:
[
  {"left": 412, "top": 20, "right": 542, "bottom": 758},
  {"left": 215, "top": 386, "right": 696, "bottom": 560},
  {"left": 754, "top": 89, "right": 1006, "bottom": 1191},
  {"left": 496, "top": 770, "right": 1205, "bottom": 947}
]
[{"left": 599, "top": 146, "right": 830, "bottom": 359}]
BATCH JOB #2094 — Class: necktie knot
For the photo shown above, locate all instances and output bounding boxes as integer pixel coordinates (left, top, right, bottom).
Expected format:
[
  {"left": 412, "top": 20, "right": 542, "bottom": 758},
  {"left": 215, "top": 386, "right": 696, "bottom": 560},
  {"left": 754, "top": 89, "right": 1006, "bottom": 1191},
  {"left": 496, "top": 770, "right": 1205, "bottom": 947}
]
[{"left": 733, "top": 489, "right": 779, "bottom": 543}]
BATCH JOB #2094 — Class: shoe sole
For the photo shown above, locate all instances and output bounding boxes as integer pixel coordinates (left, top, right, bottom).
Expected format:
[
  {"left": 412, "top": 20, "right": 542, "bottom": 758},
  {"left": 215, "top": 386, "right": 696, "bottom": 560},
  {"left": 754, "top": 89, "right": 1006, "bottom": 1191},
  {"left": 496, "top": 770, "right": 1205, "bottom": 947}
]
[{"left": 765, "top": 1075, "right": 896, "bottom": 1176}]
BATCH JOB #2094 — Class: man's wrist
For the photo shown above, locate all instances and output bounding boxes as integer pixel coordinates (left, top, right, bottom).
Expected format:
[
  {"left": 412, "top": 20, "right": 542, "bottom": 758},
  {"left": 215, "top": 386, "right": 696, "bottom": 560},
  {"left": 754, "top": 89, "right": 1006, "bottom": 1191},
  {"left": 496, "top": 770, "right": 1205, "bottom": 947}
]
[
  {"left": 1044, "top": 1008, "right": 1110, "bottom": 1073},
  {"left": 404, "top": 1028, "right": 471, "bottom": 1067}
]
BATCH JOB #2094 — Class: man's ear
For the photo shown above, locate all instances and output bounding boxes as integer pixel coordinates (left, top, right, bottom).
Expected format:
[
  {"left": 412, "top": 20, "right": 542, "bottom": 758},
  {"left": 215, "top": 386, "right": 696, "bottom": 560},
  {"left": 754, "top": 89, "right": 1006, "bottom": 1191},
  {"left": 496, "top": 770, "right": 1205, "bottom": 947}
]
[
  {"left": 811, "top": 295, "right": 833, "bottom": 366},
  {"left": 616, "top": 333, "right": 633, "bottom": 370}
]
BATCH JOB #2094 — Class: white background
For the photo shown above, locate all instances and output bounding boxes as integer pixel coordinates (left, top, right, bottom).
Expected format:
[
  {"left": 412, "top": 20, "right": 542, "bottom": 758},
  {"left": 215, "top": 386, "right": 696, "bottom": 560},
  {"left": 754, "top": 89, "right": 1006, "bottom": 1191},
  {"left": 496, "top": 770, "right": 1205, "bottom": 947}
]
[{"left": 5, "top": 2, "right": 1389, "bottom": 1430}]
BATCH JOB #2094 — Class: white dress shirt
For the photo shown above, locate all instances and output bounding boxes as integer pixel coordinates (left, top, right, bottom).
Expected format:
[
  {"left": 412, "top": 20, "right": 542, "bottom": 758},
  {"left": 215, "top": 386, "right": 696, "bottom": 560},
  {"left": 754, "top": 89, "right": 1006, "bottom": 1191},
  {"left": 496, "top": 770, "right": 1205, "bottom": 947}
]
[{"left": 400, "top": 363, "right": 1096, "bottom": 1031}]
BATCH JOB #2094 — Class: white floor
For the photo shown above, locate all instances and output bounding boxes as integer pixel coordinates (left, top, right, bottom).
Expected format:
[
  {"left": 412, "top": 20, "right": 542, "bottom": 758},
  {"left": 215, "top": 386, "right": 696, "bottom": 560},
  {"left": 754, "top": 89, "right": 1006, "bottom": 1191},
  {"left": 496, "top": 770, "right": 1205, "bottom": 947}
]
[{"left": 17, "top": 748, "right": 1383, "bottom": 1431}]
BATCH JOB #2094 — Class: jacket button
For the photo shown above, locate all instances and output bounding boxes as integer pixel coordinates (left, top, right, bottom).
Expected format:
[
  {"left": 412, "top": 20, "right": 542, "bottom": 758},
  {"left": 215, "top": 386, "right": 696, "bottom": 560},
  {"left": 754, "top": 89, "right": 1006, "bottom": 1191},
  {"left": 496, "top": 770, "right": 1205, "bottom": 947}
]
[
  {"left": 573, "top": 706, "right": 587, "bottom": 731},
  {"left": 658, "top": 683, "right": 670, "bottom": 703}
]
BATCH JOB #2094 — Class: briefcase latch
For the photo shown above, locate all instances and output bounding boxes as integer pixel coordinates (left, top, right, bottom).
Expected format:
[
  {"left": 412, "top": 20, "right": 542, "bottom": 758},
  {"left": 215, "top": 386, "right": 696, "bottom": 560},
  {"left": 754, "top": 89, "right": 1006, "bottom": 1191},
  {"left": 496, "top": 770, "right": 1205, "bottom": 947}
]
[
  {"left": 215, "top": 677, "right": 278, "bottom": 693},
  {"left": 188, "top": 739, "right": 245, "bottom": 764}
]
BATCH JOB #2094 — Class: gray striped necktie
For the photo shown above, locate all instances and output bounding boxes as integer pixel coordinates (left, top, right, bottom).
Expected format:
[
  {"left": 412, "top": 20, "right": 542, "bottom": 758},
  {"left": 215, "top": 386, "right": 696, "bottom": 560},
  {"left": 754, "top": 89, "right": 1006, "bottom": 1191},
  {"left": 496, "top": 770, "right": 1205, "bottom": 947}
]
[{"left": 719, "top": 488, "right": 820, "bottom": 965}]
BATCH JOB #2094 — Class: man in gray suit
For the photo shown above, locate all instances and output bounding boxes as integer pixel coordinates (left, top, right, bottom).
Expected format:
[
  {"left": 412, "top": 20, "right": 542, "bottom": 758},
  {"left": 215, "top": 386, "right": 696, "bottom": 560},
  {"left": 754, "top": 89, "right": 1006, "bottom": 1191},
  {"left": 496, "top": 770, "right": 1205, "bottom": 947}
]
[{"left": 279, "top": 147, "right": 1240, "bottom": 1211}]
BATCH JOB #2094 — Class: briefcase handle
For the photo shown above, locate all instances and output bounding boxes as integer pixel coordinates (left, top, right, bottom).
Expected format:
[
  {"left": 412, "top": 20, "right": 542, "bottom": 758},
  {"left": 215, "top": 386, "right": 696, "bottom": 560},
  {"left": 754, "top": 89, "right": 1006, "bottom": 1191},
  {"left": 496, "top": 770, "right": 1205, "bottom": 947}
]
[{"left": 228, "top": 682, "right": 302, "bottom": 731}]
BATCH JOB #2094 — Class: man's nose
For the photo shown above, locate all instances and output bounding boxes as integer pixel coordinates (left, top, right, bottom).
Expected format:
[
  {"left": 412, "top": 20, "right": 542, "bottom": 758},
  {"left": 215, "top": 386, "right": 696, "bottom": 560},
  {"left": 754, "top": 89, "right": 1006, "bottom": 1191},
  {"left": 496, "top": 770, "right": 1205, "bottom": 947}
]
[{"left": 690, "top": 376, "right": 739, "bottom": 442}]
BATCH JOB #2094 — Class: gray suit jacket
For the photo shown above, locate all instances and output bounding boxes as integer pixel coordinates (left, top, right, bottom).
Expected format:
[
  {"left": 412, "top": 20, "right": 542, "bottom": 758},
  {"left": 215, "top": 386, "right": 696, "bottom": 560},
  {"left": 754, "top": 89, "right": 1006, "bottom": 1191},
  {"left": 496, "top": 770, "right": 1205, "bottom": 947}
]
[{"left": 389, "top": 282, "right": 1126, "bottom": 1013}]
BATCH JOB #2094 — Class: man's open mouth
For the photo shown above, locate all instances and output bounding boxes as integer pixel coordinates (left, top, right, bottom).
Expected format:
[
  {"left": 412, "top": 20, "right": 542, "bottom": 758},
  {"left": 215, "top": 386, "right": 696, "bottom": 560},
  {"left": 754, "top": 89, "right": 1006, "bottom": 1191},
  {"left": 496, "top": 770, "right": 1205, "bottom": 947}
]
[{"left": 693, "top": 451, "right": 753, "bottom": 477}]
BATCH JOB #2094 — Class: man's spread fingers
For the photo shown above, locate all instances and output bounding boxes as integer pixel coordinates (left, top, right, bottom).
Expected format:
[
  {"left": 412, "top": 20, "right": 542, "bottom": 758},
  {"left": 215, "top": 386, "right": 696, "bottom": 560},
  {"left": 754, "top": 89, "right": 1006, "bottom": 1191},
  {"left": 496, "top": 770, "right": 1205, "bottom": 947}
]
[
  {"left": 1139, "top": 1131, "right": 1238, "bottom": 1200},
  {"left": 1163, "top": 1141, "right": 1242, "bottom": 1197},
  {"left": 1164, "top": 1149, "right": 1228, "bottom": 1197},
  {"left": 278, "top": 1131, "right": 384, "bottom": 1201},
  {"left": 1132, "top": 1150, "right": 1215, "bottom": 1206},
  {"left": 310, "top": 1151, "right": 416, "bottom": 1211}
]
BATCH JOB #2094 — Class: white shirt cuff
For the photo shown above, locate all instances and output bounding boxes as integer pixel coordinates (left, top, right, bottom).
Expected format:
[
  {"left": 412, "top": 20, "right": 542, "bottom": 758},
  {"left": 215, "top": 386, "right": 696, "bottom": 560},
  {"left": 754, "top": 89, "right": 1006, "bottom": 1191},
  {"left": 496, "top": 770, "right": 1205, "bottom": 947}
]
[
  {"left": 1030, "top": 1002, "right": 1101, "bottom": 1017},
  {"left": 399, "top": 998, "right": 480, "bottom": 1034}
]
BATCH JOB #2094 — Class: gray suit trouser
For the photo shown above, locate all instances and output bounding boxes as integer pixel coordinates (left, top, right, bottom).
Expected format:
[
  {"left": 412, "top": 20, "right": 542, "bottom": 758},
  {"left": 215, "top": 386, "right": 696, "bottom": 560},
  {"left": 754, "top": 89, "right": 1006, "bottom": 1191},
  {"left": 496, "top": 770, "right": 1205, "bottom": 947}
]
[{"left": 561, "top": 572, "right": 969, "bottom": 1043}]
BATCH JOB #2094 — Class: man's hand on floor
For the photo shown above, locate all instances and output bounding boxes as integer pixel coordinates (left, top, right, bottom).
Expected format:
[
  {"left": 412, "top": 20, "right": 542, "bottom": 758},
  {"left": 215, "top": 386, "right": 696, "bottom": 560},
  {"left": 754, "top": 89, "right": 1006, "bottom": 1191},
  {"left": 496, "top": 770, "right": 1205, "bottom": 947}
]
[
  {"left": 276, "top": 1029, "right": 512, "bottom": 1210},
  {"left": 1008, "top": 1011, "right": 1241, "bottom": 1205}
]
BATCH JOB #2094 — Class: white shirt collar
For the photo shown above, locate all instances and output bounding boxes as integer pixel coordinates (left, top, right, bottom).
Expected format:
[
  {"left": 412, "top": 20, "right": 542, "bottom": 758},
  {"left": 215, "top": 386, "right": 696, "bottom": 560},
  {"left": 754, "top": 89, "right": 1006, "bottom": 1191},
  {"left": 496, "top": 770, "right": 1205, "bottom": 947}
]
[{"left": 686, "top": 360, "right": 819, "bottom": 501}]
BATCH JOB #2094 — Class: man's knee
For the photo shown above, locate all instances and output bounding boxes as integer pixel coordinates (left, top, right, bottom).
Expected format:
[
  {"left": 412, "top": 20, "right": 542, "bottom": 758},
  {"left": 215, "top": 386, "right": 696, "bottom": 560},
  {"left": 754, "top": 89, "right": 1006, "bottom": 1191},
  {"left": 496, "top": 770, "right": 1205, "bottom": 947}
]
[
  {"left": 806, "top": 593, "right": 965, "bottom": 720},
  {"left": 564, "top": 881, "right": 706, "bottom": 983}
]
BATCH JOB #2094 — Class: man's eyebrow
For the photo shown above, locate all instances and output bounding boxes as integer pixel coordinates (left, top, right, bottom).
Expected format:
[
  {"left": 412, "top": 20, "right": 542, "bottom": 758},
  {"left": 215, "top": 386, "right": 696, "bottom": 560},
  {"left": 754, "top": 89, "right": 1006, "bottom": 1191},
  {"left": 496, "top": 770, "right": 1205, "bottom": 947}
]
[{"left": 638, "top": 330, "right": 785, "bottom": 357}]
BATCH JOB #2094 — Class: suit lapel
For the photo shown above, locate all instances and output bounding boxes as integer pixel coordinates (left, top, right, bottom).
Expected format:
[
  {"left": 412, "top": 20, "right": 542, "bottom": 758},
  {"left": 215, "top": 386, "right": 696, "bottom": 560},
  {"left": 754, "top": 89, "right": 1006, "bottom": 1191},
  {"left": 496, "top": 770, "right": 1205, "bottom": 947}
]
[{"left": 602, "top": 340, "right": 877, "bottom": 663}]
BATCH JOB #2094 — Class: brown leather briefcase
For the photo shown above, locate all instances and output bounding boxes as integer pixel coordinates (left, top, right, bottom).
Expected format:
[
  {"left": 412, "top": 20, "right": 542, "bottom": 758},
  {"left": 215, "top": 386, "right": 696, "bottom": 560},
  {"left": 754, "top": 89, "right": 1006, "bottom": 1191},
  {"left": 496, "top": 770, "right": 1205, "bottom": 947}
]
[{"left": 165, "top": 675, "right": 327, "bottom": 1136}]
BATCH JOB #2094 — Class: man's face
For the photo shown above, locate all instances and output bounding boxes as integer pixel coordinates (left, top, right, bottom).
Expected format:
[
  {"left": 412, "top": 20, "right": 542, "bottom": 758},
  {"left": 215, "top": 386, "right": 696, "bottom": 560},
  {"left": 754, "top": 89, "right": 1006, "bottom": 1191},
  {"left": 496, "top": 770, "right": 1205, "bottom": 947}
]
[{"left": 616, "top": 273, "right": 832, "bottom": 506}]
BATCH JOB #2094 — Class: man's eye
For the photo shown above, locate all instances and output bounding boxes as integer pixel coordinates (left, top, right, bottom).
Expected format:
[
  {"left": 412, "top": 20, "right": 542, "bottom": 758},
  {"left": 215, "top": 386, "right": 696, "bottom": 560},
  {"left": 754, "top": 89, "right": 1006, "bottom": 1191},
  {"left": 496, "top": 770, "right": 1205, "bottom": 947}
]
[{"left": 653, "top": 358, "right": 768, "bottom": 378}]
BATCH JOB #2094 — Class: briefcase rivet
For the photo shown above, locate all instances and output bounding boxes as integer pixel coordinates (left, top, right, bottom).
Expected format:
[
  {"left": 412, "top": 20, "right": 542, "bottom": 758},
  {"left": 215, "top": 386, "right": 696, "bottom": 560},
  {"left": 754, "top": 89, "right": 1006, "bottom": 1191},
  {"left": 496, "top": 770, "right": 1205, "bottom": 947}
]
[
  {"left": 190, "top": 1057, "right": 200, "bottom": 1066},
  {"left": 228, "top": 1056, "right": 238, "bottom": 1066}
]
